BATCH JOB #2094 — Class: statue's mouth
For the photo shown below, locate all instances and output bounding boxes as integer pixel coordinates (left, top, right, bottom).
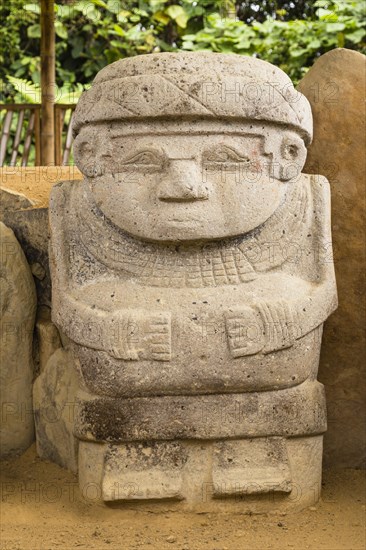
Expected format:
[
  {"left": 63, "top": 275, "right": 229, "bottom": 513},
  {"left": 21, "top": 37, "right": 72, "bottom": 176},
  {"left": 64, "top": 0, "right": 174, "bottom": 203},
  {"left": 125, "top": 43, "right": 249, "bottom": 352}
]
[{"left": 168, "top": 217, "right": 197, "bottom": 223}]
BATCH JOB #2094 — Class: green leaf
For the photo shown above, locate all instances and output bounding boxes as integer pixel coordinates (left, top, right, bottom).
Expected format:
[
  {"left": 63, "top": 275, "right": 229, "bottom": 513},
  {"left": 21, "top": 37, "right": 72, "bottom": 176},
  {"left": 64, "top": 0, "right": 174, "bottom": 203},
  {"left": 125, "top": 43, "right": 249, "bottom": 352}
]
[
  {"left": 182, "top": 40, "right": 195, "bottom": 49},
  {"left": 24, "top": 3, "right": 41, "bottom": 14},
  {"left": 117, "top": 10, "right": 131, "bottom": 23},
  {"left": 176, "top": 13, "right": 189, "bottom": 28},
  {"left": 326, "top": 22, "right": 345, "bottom": 32},
  {"left": 27, "top": 24, "right": 41, "bottom": 39},
  {"left": 290, "top": 48, "right": 308, "bottom": 58},
  {"left": 316, "top": 8, "right": 336, "bottom": 20},
  {"left": 154, "top": 11, "right": 170, "bottom": 25},
  {"left": 55, "top": 21, "right": 68, "bottom": 40},
  {"left": 166, "top": 5, "right": 185, "bottom": 19},
  {"left": 6, "top": 75, "right": 41, "bottom": 103},
  {"left": 307, "top": 39, "right": 321, "bottom": 49},
  {"left": 346, "top": 28, "right": 366, "bottom": 43},
  {"left": 134, "top": 9, "right": 149, "bottom": 17},
  {"left": 166, "top": 5, "right": 189, "bottom": 28},
  {"left": 236, "top": 40, "right": 251, "bottom": 49},
  {"left": 71, "top": 37, "right": 85, "bottom": 58},
  {"left": 110, "top": 40, "right": 125, "bottom": 48},
  {"left": 90, "top": 0, "right": 108, "bottom": 8},
  {"left": 107, "top": 0, "right": 122, "bottom": 13},
  {"left": 113, "top": 24, "right": 125, "bottom": 37}
]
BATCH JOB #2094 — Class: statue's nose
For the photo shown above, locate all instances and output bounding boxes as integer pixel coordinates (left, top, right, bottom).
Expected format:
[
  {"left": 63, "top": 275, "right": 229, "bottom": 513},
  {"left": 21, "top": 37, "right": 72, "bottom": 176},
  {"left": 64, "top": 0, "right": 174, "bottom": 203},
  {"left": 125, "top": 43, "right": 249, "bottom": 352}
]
[{"left": 158, "top": 160, "right": 209, "bottom": 202}]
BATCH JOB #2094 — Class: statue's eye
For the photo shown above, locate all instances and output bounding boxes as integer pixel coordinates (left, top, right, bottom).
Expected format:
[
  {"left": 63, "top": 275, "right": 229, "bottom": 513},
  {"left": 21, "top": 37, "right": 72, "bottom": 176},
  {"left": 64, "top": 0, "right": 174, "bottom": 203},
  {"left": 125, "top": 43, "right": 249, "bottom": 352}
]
[
  {"left": 122, "top": 150, "right": 165, "bottom": 168},
  {"left": 203, "top": 145, "right": 249, "bottom": 164},
  {"left": 77, "top": 141, "right": 93, "bottom": 156}
]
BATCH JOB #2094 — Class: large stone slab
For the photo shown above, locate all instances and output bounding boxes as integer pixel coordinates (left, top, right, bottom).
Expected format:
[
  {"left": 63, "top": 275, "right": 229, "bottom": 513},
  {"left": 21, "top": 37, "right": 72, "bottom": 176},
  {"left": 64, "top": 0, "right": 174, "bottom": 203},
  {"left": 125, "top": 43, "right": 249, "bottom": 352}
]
[
  {"left": 0, "top": 222, "right": 36, "bottom": 457},
  {"left": 298, "top": 48, "right": 366, "bottom": 469}
]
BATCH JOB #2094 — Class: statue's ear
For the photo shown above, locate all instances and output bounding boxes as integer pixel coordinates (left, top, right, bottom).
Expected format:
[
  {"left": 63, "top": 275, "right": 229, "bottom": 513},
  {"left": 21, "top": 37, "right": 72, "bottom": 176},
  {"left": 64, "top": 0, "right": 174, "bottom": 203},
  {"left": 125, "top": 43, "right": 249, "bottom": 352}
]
[
  {"left": 73, "top": 132, "right": 101, "bottom": 177},
  {"left": 279, "top": 133, "right": 307, "bottom": 181}
]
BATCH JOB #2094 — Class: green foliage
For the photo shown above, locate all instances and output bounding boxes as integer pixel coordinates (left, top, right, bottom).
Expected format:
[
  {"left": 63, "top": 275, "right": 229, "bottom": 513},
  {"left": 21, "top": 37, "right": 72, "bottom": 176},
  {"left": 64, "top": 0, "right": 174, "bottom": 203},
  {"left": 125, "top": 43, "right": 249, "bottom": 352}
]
[
  {"left": 182, "top": 0, "right": 366, "bottom": 81},
  {"left": 0, "top": 0, "right": 40, "bottom": 97},
  {"left": 6, "top": 75, "right": 86, "bottom": 104},
  {"left": 1, "top": 0, "right": 365, "bottom": 102}
]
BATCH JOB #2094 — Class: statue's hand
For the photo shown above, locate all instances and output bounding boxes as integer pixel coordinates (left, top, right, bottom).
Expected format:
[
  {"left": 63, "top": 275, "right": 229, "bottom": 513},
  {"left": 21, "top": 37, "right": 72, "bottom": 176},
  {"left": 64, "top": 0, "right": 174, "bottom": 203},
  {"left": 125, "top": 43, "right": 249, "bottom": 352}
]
[
  {"left": 225, "top": 307, "right": 265, "bottom": 357},
  {"left": 225, "top": 300, "right": 299, "bottom": 357},
  {"left": 108, "top": 310, "right": 171, "bottom": 361}
]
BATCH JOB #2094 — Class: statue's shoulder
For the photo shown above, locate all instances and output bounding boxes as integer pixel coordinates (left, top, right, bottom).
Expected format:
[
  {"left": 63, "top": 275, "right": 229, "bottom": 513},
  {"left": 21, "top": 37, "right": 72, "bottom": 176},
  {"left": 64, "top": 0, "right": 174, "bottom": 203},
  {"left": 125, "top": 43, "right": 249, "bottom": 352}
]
[
  {"left": 49, "top": 180, "right": 82, "bottom": 272},
  {"left": 49, "top": 179, "right": 82, "bottom": 217},
  {"left": 300, "top": 172, "right": 332, "bottom": 246},
  {"left": 301, "top": 172, "right": 331, "bottom": 204}
]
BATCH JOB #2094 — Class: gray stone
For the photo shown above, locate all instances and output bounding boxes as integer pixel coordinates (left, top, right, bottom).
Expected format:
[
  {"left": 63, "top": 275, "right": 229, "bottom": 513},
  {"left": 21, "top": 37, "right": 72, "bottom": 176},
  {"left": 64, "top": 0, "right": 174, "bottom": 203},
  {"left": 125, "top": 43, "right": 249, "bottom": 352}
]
[
  {"left": 36, "top": 305, "right": 62, "bottom": 373},
  {"left": 3, "top": 207, "right": 50, "bottom": 307},
  {"left": 49, "top": 52, "right": 337, "bottom": 510},
  {"left": 0, "top": 222, "right": 36, "bottom": 458},
  {"left": 212, "top": 438, "right": 292, "bottom": 496},
  {"left": 78, "top": 436, "right": 324, "bottom": 512},
  {"left": 33, "top": 347, "right": 79, "bottom": 473},
  {"left": 0, "top": 187, "right": 35, "bottom": 217},
  {"left": 73, "top": 380, "right": 327, "bottom": 442},
  {"left": 103, "top": 441, "right": 187, "bottom": 501}
]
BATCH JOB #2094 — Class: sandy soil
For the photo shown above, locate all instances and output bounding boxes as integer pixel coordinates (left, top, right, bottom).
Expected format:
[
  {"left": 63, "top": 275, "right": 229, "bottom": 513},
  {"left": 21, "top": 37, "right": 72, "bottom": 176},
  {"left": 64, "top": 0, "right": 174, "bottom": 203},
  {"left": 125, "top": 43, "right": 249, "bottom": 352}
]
[{"left": 0, "top": 445, "right": 365, "bottom": 550}]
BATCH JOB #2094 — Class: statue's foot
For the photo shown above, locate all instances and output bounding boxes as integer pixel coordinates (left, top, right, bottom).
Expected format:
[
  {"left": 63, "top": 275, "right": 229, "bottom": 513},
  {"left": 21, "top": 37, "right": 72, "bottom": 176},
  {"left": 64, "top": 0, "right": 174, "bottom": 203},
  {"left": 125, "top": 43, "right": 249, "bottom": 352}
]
[{"left": 78, "top": 435, "right": 323, "bottom": 513}]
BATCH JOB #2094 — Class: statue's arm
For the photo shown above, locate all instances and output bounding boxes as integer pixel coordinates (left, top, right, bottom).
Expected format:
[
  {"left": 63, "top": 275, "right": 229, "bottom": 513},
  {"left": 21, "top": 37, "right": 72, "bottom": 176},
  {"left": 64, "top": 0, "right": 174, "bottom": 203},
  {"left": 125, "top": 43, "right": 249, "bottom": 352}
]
[
  {"left": 226, "top": 175, "right": 338, "bottom": 357},
  {"left": 52, "top": 293, "right": 171, "bottom": 362}
]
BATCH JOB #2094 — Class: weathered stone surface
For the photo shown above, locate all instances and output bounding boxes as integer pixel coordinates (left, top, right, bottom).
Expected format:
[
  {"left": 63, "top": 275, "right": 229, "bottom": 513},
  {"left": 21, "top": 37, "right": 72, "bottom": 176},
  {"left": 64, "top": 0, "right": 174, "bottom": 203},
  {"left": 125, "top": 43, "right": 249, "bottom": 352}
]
[
  {"left": 50, "top": 52, "right": 337, "bottom": 509},
  {"left": 103, "top": 441, "right": 187, "bottom": 501},
  {"left": 212, "top": 437, "right": 292, "bottom": 496},
  {"left": 298, "top": 48, "right": 366, "bottom": 469},
  {"left": 0, "top": 187, "right": 35, "bottom": 217},
  {"left": 0, "top": 222, "right": 36, "bottom": 458},
  {"left": 3, "top": 208, "right": 50, "bottom": 306},
  {"left": 33, "top": 346, "right": 79, "bottom": 473},
  {"left": 78, "top": 436, "right": 324, "bottom": 512},
  {"left": 36, "top": 305, "right": 62, "bottom": 373},
  {"left": 74, "top": 381, "right": 327, "bottom": 442}
]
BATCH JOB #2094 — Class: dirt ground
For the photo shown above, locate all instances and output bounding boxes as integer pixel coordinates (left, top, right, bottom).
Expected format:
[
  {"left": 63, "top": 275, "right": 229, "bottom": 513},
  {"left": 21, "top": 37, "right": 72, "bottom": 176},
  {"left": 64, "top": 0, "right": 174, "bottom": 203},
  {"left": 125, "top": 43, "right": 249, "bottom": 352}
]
[{"left": 0, "top": 445, "right": 365, "bottom": 550}]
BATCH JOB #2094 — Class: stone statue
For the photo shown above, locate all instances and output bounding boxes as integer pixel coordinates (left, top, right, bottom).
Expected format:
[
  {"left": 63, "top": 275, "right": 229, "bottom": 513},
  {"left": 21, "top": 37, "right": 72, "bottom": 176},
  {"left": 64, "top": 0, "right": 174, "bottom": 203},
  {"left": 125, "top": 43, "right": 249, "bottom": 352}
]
[{"left": 49, "top": 53, "right": 337, "bottom": 511}]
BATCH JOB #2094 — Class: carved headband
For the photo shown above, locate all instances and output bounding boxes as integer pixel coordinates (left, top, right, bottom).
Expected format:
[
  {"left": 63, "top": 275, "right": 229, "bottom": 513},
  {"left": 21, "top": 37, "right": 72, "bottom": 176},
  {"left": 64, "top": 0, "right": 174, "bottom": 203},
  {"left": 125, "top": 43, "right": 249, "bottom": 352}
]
[{"left": 72, "top": 52, "right": 313, "bottom": 145}]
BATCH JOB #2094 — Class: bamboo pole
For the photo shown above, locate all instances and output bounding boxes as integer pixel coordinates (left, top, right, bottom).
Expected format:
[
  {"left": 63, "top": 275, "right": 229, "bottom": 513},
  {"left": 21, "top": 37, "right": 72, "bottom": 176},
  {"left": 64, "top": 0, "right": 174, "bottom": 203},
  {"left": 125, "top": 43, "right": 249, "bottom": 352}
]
[
  {"left": 40, "top": 0, "right": 55, "bottom": 165},
  {"left": 54, "top": 105, "right": 62, "bottom": 166}
]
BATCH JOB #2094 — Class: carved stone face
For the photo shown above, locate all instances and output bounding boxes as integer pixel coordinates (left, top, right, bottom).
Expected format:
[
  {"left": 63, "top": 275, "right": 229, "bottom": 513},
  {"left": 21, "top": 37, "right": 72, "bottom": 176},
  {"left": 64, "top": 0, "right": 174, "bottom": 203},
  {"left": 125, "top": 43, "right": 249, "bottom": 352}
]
[{"left": 74, "top": 120, "right": 306, "bottom": 242}]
